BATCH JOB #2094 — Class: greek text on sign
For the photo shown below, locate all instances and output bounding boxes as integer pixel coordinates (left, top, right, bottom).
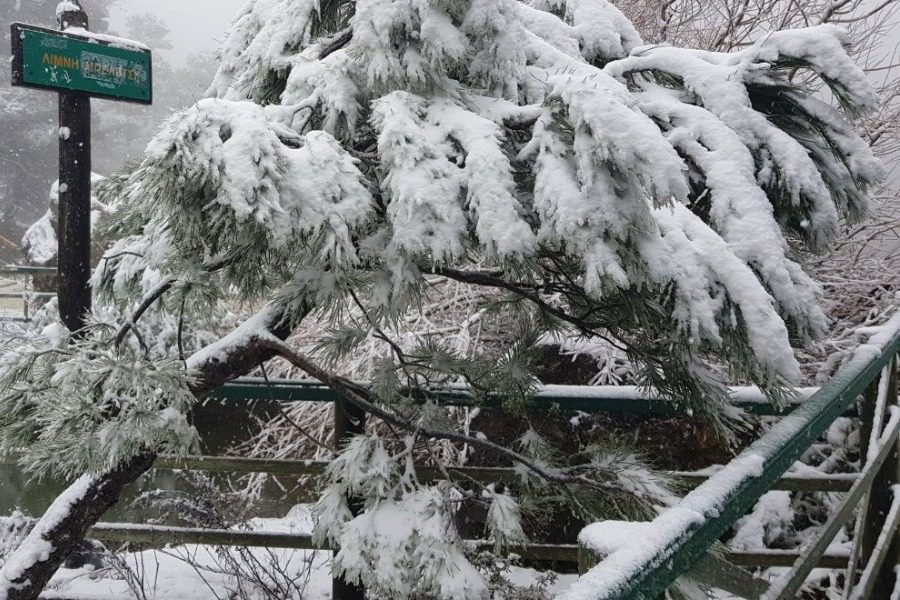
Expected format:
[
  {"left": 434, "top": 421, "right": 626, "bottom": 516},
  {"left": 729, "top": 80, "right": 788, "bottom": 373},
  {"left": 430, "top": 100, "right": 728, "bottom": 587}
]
[{"left": 10, "top": 22, "right": 152, "bottom": 104}]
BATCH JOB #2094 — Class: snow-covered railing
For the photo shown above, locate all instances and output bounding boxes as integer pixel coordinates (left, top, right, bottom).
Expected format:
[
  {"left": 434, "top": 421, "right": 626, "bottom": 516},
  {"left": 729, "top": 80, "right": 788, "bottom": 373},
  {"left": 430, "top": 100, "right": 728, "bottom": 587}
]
[
  {"left": 0, "top": 265, "right": 58, "bottom": 276},
  {"left": 4, "top": 283, "right": 894, "bottom": 597},
  {"left": 79, "top": 521, "right": 852, "bottom": 569},
  {"left": 57, "top": 439, "right": 864, "bottom": 585},
  {"left": 0, "top": 265, "right": 57, "bottom": 322},
  {"left": 63, "top": 454, "right": 857, "bottom": 571},
  {"left": 567, "top": 315, "right": 900, "bottom": 600},
  {"left": 215, "top": 378, "right": 823, "bottom": 417}
]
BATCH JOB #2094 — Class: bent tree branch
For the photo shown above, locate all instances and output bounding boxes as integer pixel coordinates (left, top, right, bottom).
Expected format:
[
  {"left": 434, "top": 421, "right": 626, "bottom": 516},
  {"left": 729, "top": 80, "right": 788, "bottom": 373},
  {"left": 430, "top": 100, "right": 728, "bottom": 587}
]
[
  {"left": 0, "top": 304, "right": 304, "bottom": 600},
  {"left": 263, "top": 339, "right": 630, "bottom": 496}
]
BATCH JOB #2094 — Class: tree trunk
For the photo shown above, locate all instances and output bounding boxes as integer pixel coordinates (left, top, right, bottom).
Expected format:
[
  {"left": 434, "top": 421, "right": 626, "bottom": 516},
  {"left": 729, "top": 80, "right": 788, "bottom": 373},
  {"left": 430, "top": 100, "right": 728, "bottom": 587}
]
[
  {"left": 0, "top": 308, "right": 299, "bottom": 599},
  {"left": 2, "top": 453, "right": 155, "bottom": 600}
]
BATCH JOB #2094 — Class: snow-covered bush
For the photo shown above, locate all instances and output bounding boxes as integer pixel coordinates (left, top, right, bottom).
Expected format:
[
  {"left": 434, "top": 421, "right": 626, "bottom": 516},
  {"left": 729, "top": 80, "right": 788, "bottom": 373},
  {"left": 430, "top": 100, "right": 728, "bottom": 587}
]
[{"left": 21, "top": 174, "right": 109, "bottom": 267}]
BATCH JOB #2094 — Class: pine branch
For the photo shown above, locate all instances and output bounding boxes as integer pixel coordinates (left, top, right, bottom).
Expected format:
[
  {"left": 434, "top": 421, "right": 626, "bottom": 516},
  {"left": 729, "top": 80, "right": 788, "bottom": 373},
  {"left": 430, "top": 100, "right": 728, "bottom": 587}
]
[
  {"left": 319, "top": 28, "right": 352, "bottom": 59},
  {"left": 113, "top": 256, "right": 234, "bottom": 349},
  {"left": 114, "top": 277, "right": 174, "bottom": 348},
  {"left": 430, "top": 266, "right": 660, "bottom": 366},
  {"left": 262, "top": 338, "right": 629, "bottom": 495},
  {"left": 0, "top": 303, "right": 310, "bottom": 600}
]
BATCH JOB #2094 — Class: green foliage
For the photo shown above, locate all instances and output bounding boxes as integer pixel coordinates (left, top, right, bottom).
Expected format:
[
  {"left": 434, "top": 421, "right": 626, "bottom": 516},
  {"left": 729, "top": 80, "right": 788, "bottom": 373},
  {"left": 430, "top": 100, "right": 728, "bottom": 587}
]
[
  {"left": 514, "top": 430, "right": 675, "bottom": 524},
  {"left": 0, "top": 321, "right": 199, "bottom": 479}
]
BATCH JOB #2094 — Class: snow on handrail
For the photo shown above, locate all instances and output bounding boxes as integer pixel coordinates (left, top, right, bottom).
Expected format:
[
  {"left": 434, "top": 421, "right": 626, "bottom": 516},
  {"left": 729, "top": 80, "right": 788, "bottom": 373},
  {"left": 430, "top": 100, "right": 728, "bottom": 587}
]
[
  {"left": 561, "top": 312, "right": 900, "bottom": 600},
  {"left": 217, "top": 377, "right": 820, "bottom": 416}
]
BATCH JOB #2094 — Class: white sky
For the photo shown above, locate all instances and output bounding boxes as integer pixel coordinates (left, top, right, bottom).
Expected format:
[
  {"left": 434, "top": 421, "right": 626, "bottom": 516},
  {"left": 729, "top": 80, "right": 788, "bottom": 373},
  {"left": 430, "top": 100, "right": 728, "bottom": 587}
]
[{"left": 108, "top": 0, "right": 248, "bottom": 63}]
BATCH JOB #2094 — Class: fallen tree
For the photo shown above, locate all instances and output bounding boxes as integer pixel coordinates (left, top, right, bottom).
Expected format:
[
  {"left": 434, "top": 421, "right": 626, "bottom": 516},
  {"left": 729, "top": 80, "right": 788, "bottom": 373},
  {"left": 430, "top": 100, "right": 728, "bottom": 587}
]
[{"left": 0, "top": 0, "right": 884, "bottom": 597}]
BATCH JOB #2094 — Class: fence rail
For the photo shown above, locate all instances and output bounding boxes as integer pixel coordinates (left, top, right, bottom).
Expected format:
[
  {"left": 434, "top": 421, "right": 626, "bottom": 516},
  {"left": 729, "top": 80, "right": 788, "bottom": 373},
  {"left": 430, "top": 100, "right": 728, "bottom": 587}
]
[
  {"left": 55, "top": 320, "right": 900, "bottom": 599},
  {"left": 5, "top": 268, "right": 897, "bottom": 597},
  {"left": 0, "top": 265, "right": 57, "bottom": 322},
  {"left": 84, "top": 522, "right": 852, "bottom": 569},
  {"left": 215, "top": 377, "right": 823, "bottom": 416},
  {"left": 0, "top": 265, "right": 57, "bottom": 276},
  {"left": 568, "top": 316, "right": 900, "bottom": 600}
]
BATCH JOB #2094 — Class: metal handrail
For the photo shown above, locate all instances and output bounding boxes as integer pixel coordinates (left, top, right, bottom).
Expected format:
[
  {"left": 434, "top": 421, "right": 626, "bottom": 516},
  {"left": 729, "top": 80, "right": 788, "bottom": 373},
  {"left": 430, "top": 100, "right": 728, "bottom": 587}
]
[
  {"left": 565, "top": 317, "right": 900, "bottom": 599},
  {"left": 0, "top": 265, "right": 57, "bottom": 275},
  {"left": 215, "top": 378, "right": 823, "bottom": 416},
  {"left": 0, "top": 266, "right": 57, "bottom": 323},
  {"left": 81, "top": 522, "right": 852, "bottom": 568}
]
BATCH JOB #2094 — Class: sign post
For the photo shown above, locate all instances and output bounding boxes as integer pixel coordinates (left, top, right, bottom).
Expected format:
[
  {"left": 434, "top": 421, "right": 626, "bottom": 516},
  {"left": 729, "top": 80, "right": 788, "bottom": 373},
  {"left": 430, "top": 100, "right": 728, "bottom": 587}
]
[
  {"left": 57, "top": 2, "right": 91, "bottom": 333},
  {"left": 10, "top": 2, "right": 152, "bottom": 332}
]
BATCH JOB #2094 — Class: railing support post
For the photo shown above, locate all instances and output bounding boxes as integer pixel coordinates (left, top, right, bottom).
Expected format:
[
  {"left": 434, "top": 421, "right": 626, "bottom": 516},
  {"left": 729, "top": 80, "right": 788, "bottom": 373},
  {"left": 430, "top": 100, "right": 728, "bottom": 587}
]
[
  {"left": 857, "top": 354, "right": 900, "bottom": 599},
  {"left": 332, "top": 395, "right": 366, "bottom": 600},
  {"left": 577, "top": 543, "right": 599, "bottom": 575}
]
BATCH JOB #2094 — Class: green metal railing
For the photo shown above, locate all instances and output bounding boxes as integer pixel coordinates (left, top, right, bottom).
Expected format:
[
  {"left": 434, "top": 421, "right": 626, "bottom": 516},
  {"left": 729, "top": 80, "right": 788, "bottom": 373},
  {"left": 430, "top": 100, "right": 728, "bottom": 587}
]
[
  {"left": 215, "top": 377, "right": 821, "bottom": 416},
  {"left": 0, "top": 265, "right": 57, "bottom": 322},
  {"left": 82, "top": 341, "right": 895, "bottom": 599},
  {"left": 5, "top": 266, "right": 897, "bottom": 598},
  {"left": 567, "top": 317, "right": 900, "bottom": 600}
]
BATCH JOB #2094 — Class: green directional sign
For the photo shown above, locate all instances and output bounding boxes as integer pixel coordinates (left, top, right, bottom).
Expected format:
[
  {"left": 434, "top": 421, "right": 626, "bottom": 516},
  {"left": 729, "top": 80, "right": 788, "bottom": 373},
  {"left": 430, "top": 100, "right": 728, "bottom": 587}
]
[{"left": 10, "top": 23, "right": 152, "bottom": 104}]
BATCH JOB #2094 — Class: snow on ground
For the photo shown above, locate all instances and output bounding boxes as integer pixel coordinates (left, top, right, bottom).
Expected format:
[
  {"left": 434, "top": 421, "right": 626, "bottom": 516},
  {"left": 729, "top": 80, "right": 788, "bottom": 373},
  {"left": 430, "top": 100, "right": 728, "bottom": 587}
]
[{"left": 38, "top": 505, "right": 574, "bottom": 599}]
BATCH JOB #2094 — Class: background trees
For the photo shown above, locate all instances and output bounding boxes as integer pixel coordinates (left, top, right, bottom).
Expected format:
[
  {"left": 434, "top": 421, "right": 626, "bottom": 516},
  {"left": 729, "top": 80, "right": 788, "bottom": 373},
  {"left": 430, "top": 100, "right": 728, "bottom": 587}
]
[{"left": 0, "top": 2, "right": 112, "bottom": 257}]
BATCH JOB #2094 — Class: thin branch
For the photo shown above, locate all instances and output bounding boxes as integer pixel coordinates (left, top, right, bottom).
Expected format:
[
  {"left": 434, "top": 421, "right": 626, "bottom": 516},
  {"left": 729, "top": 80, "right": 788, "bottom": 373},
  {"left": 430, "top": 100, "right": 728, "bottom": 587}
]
[
  {"left": 261, "top": 363, "right": 335, "bottom": 454},
  {"left": 319, "top": 28, "right": 351, "bottom": 59},
  {"left": 430, "top": 266, "right": 637, "bottom": 358},
  {"left": 262, "top": 339, "right": 625, "bottom": 495},
  {"left": 113, "top": 257, "right": 233, "bottom": 349},
  {"left": 114, "top": 278, "right": 176, "bottom": 348},
  {"left": 177, "top": 295, "right": 187, "bottom": 364}
]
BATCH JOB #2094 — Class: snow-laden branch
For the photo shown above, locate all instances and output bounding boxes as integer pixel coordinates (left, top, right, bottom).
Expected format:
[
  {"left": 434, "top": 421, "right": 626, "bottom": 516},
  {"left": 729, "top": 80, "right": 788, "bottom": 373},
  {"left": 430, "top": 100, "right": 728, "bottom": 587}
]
[{"left": 263, "top": 337, "right": 653, "bottom": 495}]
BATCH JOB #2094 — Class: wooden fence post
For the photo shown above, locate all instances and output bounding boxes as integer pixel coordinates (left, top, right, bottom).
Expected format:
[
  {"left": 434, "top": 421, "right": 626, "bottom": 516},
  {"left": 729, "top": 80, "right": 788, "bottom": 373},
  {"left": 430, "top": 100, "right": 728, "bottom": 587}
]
[
  {"left": 577, "top": 542, "right": 599, "bottom": 575},
  {"left": 332, "top": 395, "right": 366, "bottom": 600}
]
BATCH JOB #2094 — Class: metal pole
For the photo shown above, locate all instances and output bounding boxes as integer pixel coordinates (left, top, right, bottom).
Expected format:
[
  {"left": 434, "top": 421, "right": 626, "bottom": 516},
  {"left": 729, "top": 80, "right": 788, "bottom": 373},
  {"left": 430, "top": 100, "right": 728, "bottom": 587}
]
[{"left": 56, "top": 1, "right": 92, "bottom": 333}]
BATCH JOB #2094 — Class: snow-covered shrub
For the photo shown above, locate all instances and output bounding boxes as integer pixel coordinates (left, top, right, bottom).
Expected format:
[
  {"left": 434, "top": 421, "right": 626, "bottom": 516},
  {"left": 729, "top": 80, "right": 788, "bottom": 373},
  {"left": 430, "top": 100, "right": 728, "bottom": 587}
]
[{"left": 21, "top": 174, "right": 110, "bottom": 268}]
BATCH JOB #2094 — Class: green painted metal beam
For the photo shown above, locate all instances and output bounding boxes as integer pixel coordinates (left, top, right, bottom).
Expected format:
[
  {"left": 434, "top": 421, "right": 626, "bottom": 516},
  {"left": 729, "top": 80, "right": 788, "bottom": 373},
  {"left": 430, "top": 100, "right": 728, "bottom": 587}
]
[
  {"left": 0, "top": 265, "right": 57, "bottom": 275},
  {"left": 763, "top": 410, "right": 900, "bottom": 599},
  {"left": 154, "top": 455, "right": 856, "bottom": 492},
  {"left": 565, "top": 321, "right": 900, "bottom": 600},
  {"left": 213, "top": 378, "right": 821, "bottom": 416}
]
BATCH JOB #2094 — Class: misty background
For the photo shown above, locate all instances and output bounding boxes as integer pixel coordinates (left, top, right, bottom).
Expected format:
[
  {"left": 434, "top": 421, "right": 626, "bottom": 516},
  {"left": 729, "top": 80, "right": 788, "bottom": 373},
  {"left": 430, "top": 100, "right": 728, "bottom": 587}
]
[{"left": 0, "top": 0, "right": 246, "bottom": 263}]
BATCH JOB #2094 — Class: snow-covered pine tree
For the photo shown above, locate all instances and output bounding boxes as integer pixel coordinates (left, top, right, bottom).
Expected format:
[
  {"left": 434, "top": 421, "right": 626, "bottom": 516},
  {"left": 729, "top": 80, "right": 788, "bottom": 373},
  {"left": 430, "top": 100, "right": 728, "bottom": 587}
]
[{"left": 0, "top": 1, "right": 882, "bottom": 598}]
